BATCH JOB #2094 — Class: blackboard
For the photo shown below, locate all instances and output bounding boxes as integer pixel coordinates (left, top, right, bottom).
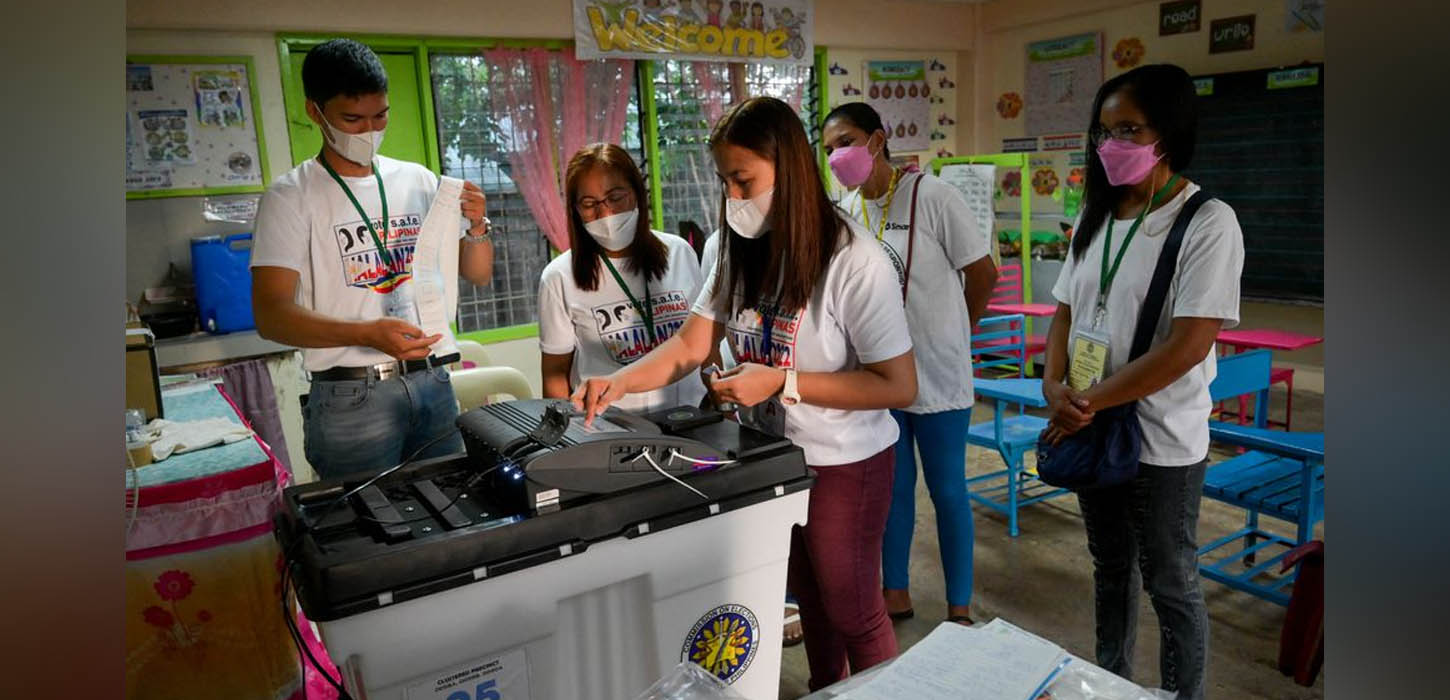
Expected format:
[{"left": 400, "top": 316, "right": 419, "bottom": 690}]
[{"left": 1189, "top": 64, "right": 1323, "bottom": 301}]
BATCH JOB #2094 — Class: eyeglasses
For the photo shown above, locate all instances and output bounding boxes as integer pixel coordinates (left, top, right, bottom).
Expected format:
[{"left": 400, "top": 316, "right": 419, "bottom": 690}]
[
  {"left": 576, "top": 189, "right": 634, "bottom": 216},
  {"left": 1089, "top": 124, "right": 1151, "bottom": 144}
]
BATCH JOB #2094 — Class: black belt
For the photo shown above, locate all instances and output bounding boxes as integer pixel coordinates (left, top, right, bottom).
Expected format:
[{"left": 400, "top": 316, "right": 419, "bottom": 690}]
[{"left": 311, "top": 353, "right": 461, "bottom": 382}]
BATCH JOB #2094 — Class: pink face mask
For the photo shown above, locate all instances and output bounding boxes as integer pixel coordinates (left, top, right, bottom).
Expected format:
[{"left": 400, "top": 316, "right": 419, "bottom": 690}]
[
  {"left": 1096, "top": 138, "right": 1163, "bottom": 186},
  {"left": 828, "top": 135, "right": 879, "bottom": 188}
]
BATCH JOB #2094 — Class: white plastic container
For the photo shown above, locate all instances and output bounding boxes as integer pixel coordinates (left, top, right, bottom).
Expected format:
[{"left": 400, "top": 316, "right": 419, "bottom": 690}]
[{"left": 316, "top": 488, "right": 808, "bottom": 700}]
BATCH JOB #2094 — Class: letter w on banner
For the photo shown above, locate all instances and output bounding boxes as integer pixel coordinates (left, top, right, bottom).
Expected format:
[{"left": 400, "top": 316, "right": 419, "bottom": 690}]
[{"left": 574, "top": 0, "right": 814, "bottom": 66}]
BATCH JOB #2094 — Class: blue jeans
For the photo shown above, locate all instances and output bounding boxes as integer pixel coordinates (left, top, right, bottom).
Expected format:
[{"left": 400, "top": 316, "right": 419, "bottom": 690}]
[
  {"left": 882, "top": 408, "right": 974, "bottom": 608},
  {"left": 303, "top": 366, "right": 465, "bottom": 480},
  {"left": 1077, "top": 461, "right": 1210, "bottom": 700}
]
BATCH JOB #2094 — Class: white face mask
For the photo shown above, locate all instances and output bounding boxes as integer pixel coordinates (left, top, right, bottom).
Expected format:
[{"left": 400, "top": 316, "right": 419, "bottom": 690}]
[
  {"left": 315, "top": 105, "right": 385, "bottom": 166},
  {"left": 725, "top": 188, "right": 774, "bottom": 239},
  {"left": 582, "top": 208, "right": 639, "bottom": 251}
]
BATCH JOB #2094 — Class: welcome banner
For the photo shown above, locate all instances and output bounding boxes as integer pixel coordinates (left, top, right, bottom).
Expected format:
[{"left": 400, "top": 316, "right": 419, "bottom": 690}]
[{"left": 574, "top": 0, "right": 814, "bottom": 66}]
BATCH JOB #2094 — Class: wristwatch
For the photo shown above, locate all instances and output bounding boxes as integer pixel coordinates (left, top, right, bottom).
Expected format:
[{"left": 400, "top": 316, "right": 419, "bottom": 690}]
[
  {"left": 780, "top": 368, "right": 800, "bottom": 406},
  {"left": 464, "top": 216, "right": 493, "bottom": 242}
]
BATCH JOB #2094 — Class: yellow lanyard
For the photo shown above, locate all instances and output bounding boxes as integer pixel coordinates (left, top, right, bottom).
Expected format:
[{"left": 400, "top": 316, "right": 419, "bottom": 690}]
[{"left": 860, "top": 168, "right": 901, "bottom": 241}]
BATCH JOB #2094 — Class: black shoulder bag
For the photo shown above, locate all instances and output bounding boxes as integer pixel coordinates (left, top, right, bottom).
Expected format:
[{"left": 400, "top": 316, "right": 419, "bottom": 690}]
[{"left": 1036, "top": 189, "right": 1212, "bottom": 489}]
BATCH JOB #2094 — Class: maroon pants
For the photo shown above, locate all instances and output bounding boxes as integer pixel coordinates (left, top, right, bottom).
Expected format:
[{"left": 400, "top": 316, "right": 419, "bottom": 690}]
[{"left": 787, "top": 447, "right": 899, "bottom": 690}]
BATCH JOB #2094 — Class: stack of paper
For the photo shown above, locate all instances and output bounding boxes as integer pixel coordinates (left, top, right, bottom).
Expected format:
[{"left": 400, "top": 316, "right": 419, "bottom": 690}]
[{"left": 843, "top": 620, "right": 1072, "bottom": 700}]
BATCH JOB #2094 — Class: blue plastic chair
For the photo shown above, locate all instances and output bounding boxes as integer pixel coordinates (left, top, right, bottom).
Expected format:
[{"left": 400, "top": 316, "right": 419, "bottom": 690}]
[
  {"left": 1199, "top": 349, "right": 1325, "bottom": 605},
  {"left": 965, "top": 315, "right": 1070, "bottom": 536}
]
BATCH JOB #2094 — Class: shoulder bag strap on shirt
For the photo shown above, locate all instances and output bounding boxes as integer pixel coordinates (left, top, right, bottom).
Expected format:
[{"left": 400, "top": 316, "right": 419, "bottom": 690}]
[
  {"left": 1128, "top": 189, "right": 1212, "bottom": 360},
  {"left": 902, "top": 174, "right": 923, "bottom": 302}
]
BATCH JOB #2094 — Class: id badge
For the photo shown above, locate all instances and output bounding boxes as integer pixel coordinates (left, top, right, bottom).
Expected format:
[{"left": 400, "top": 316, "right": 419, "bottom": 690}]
[
  {"left": 384, "top": 283, "right": 419, "bottom": 325},
  {"left": 749, "top": 397, "right": 788, "bottom": 436},
  {"left": 1067, "top": 328, "right": 1111, "bottom": 393}
]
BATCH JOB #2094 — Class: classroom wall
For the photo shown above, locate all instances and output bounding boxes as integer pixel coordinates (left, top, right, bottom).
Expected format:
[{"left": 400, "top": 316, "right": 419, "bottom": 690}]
[{"left": 973, "top": 0, "right": 1324, "bottom": 153}]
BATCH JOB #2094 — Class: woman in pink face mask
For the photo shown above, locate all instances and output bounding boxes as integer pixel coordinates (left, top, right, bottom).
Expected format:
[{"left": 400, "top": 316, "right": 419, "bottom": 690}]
[
  {"left": 1042, "top": 64, "right": 1245, "bottom": 700},
  {"left": 824, "top": 102, "right": 999, "bottom": 628}
]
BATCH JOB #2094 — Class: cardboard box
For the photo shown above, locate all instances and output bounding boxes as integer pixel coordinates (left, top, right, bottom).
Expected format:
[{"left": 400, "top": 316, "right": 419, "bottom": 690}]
[{"left": 126, "top": 328, "right": 163, "bottom": 421}]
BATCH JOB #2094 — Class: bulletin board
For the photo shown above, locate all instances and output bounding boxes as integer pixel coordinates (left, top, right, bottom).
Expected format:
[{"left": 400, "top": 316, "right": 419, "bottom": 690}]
[
  {"left": 125, "top": 55, "right": 270, "bottom": 199},
  {"left": 1024, "top": 33, "right": 1103, "bottom": 137}
]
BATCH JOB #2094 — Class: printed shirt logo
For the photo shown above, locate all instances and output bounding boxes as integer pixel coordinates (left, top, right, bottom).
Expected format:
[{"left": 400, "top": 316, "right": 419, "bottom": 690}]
[
  {"left": 334, "top": 212, "right": 423, "bottom": 294},
  {"left": 727, "top": 299, "right": 801, "bottom": 368},
  {"left": 682, "top": 603, "right": 759, "bottom": 684},
  {"left": 592, "top": 289, "right": 693, "bottom": 364},
  {"left": 877, "top": 238, "right": 907, "bottom": 290}
]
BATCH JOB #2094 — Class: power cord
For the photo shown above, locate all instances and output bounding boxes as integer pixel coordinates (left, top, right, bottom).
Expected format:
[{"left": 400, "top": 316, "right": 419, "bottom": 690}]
[
  {"left": 632, "top": 449, "right": 709, "bottom": 501},
  {"left": 281, "top": 539, "right": 353, "bottom": 700}
]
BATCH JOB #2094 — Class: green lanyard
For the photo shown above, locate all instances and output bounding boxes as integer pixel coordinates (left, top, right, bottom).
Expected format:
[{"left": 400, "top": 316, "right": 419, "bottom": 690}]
[
  {"left": 318, "top": 156, "right": 394, "bottom": 270},
  {"left": 1098, "top": 174, "right": 1181, "bottom": 311},
  {"left": 601, "top": 256, "right": 657, "bottom": 345}
]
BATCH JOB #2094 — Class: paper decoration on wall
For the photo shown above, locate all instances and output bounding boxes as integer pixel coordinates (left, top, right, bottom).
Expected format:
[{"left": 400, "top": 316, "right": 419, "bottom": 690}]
[
  {"left": 1210, "top": 15, "right": 1256, "bottom": 53},
  {"left": 1025, "top": 33, "right": 1104, "bottom": 136},
  {"left": 997, "top": 92, "right": 1024, "bottom": 119},
  {"left": 1267, "top": 66, "right": 1320, "bottom": 90},
  {"left": 936, "top": 149, "right": 954, "bottom": 158},
  {"left": 127, "top": 65, "right": 154, "bottom": 91},
  {"left": 1042, "top": 133, "right": 1085, "bottom": 151},
  {"left": 829, "top": 61, "right": 848, "bottom": 75},
  {"left": 1285, "top": 0, "right": 1324, "bottom": 32},
  {"left": 929, "top": 58, "right": 947, "bottom": 71},
  {"left": 930, "top": 94, "right": 946, "bottom": 105},
  {"left": 1113, "top": 38, "right": 1146, "bottom": 68},
  {"left": 193, "top": 70, "right": 247, "bottom": 129},
  {"left": 1032, "top": 167, "right": 1060, "bottom": 196},
  {"left": 1001, "top": 170, "right": 1022, "bottom": 198},
  {"left": 938, "top": 76, "right": 956, "bottom": 89},
  {"left": 1002, "top": 137, "right": 1038, "bottom": 153},
  {"left": 1160, "top": 0, "right": 1202, "bottom": 35},
  {"left": 930, "top": 129, "right": 946, "bottom": 141},
  {"left": 573, "top": 0, "right": 814, "bottom": 65},
  {"left": 866, "top": 60, "right": 930, "bottom": 152},
  {"left": 842, "top": 83, "right": 861, "bottom": 96},
  {"left": 202, "top": 195, "right": 261, "bottom": 224},
  {"left": 135, "top": 110, "right": 196, "bottom": 165},
  {"left": 937, "top": 163, "right": 997, "bottom": 258},
  {"left": 937, "top": 114, "right": 955, "bottom": 125}
]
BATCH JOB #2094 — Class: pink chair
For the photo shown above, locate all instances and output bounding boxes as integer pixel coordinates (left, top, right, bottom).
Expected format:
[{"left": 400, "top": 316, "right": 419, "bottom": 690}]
[{"left": 977, "top": 263, "right": 1047, "bottom": 361}]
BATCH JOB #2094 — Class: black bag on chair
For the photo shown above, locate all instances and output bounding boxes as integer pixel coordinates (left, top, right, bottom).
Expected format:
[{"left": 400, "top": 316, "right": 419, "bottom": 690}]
[{"left": 1036, "top": 190, "right": 1212, "bottom": 489}]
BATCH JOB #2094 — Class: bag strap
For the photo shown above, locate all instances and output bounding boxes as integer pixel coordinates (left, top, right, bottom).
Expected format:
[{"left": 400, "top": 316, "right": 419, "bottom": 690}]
[
  {"left": 902, "top": 174, "right": 923, "bottom": 302},
  {"left": 1128, "top": 189, "right": 1211, "bottom": 360}
]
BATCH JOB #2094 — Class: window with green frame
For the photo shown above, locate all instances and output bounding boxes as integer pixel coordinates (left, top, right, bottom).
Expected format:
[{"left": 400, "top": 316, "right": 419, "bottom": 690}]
[
  {"left": 277, "top": 35, "right": 821, "bottom": 341},
  {"left": 649, "top": 59, "right": 821, "bottom": 237}
]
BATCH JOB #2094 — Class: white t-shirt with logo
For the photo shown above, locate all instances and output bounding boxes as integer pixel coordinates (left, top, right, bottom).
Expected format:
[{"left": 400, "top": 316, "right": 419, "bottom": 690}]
[
  {"left": 1053, "top": 182, "right": 1244, "bottom": 466},
  {"left": 693, "top": 223, "right": 914, "bottom": 466},
  {"left": 839, "top": 171, "right": 991, "bottom": 413},
  {"left": 252, "top": 155, "right": 463, "bottom": 372},
  {"left": 538, "top": 232, "right": 707, "bottom": 414}
]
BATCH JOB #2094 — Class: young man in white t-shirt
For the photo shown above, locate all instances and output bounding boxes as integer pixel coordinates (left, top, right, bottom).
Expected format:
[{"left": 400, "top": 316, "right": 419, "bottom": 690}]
[{"left": 251, "top": 39, "right": 494, "bottom": 479}]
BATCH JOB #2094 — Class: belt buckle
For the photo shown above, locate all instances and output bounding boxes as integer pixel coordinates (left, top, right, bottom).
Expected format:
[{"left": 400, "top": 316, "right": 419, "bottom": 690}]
[{"left": 375, "top": 360, "right": 404, "bottom": 381}]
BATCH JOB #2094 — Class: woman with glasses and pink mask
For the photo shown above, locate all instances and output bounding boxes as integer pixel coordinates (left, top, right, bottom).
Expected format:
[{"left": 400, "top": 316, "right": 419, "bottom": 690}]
[
  {"left": 1043, "top": 64, "right": 1243, "bottom": 700},
  {"left": 537, "top": 143, "right": 706, "bottom": 413},
  {"left": 823, "top": 102, "right": 998, "bottom": 628}
]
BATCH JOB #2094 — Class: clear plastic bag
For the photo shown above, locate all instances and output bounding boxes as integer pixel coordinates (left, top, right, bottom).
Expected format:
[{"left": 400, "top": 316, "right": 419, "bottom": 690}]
[
  {"left": 634, "top": 662, "right": 748, "bottom": 700},
  {"left": 1041, "top": 660, "right": 1177, "bottom": 700}
]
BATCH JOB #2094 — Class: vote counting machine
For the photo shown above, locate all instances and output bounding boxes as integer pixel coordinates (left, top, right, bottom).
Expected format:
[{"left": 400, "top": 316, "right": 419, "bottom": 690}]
[{"left": 275, "top": 399, "right": 813, "bottom": 700}]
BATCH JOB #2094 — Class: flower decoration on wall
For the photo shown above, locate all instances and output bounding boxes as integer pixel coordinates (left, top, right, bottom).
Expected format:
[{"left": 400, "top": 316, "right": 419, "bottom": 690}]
[
  {"left": 997, "top": 92, "right": 1023, "bottom": 119},
  {"left": 1113, "top": 37, "right": 1146, "bottom": 69},
  {"left": 1032, "top": 167, "right": 1061, "bottom": 196},
  {"left": 1001, "top": 170, "right": 1022, "bottom": 198}
]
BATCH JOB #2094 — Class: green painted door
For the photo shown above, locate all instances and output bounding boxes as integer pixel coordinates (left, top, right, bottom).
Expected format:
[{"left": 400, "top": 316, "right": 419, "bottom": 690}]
[{"left": 283, "top": 50, "right": 431, "bottom": 169}]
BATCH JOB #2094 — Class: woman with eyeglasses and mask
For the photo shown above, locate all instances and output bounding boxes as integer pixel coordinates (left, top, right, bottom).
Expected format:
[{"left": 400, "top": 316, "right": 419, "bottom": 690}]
[
  {"left": 823, "top": 102, "right": 998, "bottom": 628},
  {"left": 538, "top": 143, "right": 705, "bottom": 413},
  {"left": 1042, "top": 64, "right": 1243, "bottom": 700},
  {"left": 573, "top": 97, "right": 917, "bottom": 690}
]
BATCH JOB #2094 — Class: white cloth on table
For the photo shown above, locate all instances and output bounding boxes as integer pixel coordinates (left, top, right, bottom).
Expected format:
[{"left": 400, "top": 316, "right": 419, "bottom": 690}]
[{"left": 144, "top": 418, "right": 255, "bottom": 461}]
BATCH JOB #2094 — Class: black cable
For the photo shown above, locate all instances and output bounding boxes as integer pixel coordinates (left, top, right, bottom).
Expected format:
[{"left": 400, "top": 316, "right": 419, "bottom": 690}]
[{"left": 281, "top": 540, "right": 354, "bottom": 700}]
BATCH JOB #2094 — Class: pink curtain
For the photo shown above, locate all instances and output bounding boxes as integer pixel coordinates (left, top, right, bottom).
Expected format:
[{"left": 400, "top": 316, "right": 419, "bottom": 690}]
[
  {"left": 484, "top": 48, "right": 634, "bottom": 252},
  {"left": 690, "top": 62, "right": 732, "bottom": 128}
]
